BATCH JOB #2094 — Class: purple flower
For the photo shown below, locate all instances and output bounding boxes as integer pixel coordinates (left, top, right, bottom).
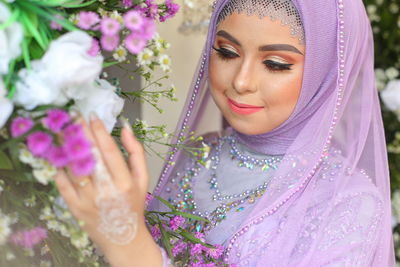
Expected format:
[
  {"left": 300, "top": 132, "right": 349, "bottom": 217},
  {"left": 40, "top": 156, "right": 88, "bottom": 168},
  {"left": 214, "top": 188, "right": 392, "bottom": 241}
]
[
  {"left": 125, "top": 32, "right": 147, "bottom": 54},
  {"left": 88, "top": 38, "right": 100, "bottom": 57},
  {"left": 77, "top": 11, "right": 100, "bottom": 30},
  {"left": 172, "top": 240, "right": 187, "bottom": 257},
  {"left": 101, "top": 34, "right": 120, "bottom": 51},
  {"left": 70, "top": 155, "right": 95, "bottom": 176},
  {"left": 50, "top": 14, "right": 64, "bottom": 30},
  {"left": 10, "top": 227, "right": 47, "bottom": 249},
  {"left": 150, "top": 225, "right": 161, "bottom": 241},
  {"left": 194, "top": 231, "right": 205, "bottom": 242},
  {"left": 124, "top": 10, "right": 145, "bottom": 31},
  {"left": 141, "top": 18, "right": 156, "bottom": 40},
  {"left": 64, "top": 136, "right": 92, "bottom": 160},
  {"left": 206, "top": 244, "right": 224, "bottom": 259},
  {"left": 189, "top": 260, "right": 205, "bottom": 267},
  {"left": 161, "top": 0, "right": 180, "bottom": 22},
  {"left": 145, "top": 2, "right": 159, "bottom": 19},
  {"left": 10, "top": 117, "right": 33, "bottom": 137},
  {"left": 46, "top": 145, "right": 69, "bottom": 168},
  {"left": 190, "top": 243, "right": 203, "bottom": 256},
  {"left": 170, "top": 215, "right": 185, "bottom": 231},
  {"left": 122, "top": 0, "right": 133, "bottom": 8},
  {"left": 63, "top": 124, "right": 85, "bottom": 141},
  {"left": 43, "top": 109, "right": 70, "bottom": 133},
  {"left": 100, "top": 17, "right": 121, "bottom": 36},
  {"left": 27, "top": 131, "right": 53, "bottom": 157}
]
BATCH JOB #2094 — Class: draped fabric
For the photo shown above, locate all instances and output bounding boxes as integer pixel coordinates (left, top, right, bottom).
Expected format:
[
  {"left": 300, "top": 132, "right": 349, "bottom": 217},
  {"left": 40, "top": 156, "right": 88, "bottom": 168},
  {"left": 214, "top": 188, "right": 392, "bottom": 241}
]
[{"left": 149, "top": 0, "right": 396, "bottom": 266}]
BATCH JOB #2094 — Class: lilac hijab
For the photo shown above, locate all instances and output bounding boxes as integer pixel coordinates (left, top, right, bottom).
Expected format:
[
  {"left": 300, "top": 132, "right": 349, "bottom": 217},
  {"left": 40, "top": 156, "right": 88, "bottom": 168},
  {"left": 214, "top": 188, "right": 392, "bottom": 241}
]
[{"left": 150, "top": 0, "right": 395, "bottom": 265}]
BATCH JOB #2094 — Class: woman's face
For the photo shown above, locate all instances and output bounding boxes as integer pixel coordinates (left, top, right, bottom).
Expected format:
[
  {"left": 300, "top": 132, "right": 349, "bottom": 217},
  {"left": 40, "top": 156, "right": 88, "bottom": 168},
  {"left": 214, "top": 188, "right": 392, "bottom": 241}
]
[{"left": 209, "top": 12, "right": 305, "bottom": 135}]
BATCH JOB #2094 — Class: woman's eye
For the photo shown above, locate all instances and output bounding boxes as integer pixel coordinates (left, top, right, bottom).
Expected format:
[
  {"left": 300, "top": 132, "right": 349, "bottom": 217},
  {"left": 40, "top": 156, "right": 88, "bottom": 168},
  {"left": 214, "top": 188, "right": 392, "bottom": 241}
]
[
  {"left": 263, "top": 60, "right": 293, "bottom": 72},
  {"left": 212, "top": 46, "right": 239, "bottom": 59}
]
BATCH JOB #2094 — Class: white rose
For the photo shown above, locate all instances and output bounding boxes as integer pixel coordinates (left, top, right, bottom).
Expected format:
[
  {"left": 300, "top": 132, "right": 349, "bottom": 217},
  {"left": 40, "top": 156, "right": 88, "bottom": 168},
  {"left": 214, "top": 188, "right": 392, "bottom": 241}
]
[
  {"left": 74, "top": 79, "right": 124, "bottom": 132},
  {"left": 0, "top": 79, "right": 13, "bottom": 128},
  {"left": 13, "top": 62, "right": 68, "bottom": 110},
  {"left": 380, "top": 80, "right": 400, "bottom": 112},
  {"left": 41, "top": 31, "right": 103, "bottom": 92},
  {"left": 0, "top": 3, "right": 23, "bottom": 74}
]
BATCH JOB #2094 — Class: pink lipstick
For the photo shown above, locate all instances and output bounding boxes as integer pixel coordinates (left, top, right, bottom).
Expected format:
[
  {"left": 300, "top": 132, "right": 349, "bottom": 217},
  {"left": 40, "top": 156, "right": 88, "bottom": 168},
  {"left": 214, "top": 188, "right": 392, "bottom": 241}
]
[{"left": 227, "top": 98, "right": 264, "bottom": 115}]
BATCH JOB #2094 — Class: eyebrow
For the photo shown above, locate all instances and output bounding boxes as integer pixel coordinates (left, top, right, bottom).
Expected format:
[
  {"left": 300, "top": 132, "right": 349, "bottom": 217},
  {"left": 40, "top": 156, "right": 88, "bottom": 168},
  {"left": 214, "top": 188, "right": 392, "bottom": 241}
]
[{"left": 216, "top": 30, "right": 304, "bottom": 55}]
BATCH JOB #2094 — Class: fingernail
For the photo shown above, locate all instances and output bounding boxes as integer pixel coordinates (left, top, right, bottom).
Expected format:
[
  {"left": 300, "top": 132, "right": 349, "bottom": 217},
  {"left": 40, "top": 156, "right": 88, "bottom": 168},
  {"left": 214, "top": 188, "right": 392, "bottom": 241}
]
[
  {"left": 89, "top": 112, "right": 98, "bottom": 122},
  {"left": 120, "top": 117, "right": 133, "bottom": 135}
]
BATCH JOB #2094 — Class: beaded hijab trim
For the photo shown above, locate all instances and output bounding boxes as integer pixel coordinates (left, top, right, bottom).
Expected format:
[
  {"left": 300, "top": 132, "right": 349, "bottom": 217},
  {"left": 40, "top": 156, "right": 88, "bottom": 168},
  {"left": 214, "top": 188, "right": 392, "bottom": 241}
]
[{"left": 216, "top": 0, "right": 305, "bottom": 43}]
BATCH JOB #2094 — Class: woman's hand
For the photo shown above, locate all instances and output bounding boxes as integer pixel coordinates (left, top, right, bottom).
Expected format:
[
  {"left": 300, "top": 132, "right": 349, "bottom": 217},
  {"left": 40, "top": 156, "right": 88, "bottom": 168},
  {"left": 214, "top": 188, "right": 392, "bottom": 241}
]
[{"left": 54, "top": 114, "right": 163, "bottom": 266}]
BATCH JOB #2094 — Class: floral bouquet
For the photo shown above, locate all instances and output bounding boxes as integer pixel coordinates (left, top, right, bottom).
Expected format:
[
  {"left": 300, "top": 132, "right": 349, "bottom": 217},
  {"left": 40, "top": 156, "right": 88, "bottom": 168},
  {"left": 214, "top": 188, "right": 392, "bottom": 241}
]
[{"left": 0, "top": 0, "right": 229, "bottom": 266}]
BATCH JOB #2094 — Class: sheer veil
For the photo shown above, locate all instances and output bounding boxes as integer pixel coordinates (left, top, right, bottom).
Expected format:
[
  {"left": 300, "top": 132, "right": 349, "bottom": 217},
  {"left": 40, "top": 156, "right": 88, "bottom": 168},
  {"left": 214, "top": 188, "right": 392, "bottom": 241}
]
[{"left": 149, "top": 0, "right": 395, "bottom": 265}]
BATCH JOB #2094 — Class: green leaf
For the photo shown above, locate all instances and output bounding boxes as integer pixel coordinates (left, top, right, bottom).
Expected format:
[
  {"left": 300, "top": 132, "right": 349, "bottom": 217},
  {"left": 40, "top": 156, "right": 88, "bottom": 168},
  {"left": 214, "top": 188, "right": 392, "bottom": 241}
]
[
  {"left": 155, "top": 195, "right": 177, "bottom": 211},
  {"left": 0, "top": 8, "right": 20, "bottom": 31},
  {"left": 0, "top": 150, "right": 13, "bottom": 170},
  {"left": 170, "top": 211, "right": 210, "bottom": 222},
  {"left": 159, "top": 223, "right": 174, "bottom": 260}
]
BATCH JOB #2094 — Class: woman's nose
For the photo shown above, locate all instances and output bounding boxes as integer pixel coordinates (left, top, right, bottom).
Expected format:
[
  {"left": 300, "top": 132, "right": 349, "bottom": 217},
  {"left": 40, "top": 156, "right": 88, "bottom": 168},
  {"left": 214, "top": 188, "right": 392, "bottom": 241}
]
[{"left": 232, "top": 60, "right": 257, "bottom": 94}]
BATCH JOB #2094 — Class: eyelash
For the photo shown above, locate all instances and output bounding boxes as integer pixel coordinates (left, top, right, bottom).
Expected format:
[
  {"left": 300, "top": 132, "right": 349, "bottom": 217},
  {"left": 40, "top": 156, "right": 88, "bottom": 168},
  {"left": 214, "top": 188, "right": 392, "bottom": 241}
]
[{"left": 212, "top": 46, "right": 293, "bottom": 72}]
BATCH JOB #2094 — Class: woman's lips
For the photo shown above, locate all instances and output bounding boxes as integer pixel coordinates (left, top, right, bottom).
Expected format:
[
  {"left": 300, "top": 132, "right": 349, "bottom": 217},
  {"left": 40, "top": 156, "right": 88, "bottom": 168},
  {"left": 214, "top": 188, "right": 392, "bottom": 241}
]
[{"left": 227, "top": 98, "right": 264, "bottom": 115}]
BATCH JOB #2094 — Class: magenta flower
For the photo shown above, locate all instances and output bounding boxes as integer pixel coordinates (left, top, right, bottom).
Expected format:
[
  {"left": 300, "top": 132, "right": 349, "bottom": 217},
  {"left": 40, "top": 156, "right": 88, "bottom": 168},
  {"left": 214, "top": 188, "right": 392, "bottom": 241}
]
[
  {"left": 43, "top": 109, "right": 70, "bottom": 133},
  {"left": 141, "top": 18, "right": 156, "bottom": 40},
  {"left": 122, "top": 0, "right": 133, "bottom": 8},
  {"left": 206, "top": 244, "right": 224, "bottom": 259},
  {"left": 27, "top": 131, "right": 53, "bottom": 157},
  {"left": 101, "top": 17, "right": 121, "bottom": 36},
  {"left": 46, "top": 145, "right": 69, "bottom": 168},
  {"left": 50, "top": 14, "right": 64, "bottom": 30},
  {"left": 88, "top": 38, "right": 100, "bottom": 57},
  {"left": 10, "top": 117, "right": 33, "bottom": 138},
  {"left": 10, "top": 227, "right": 47, "bottom": 249},
  {"left": 194, "top": 231, "right": 205, "bottom": 242},
  {"left": 145, "top": 2, "right": 159, "bottom": 19},
  {"left": 170, "top": 215, "right": 185, "bottom": 231},
  {"left": 77, "top": 11, "right": 100, "bottom": 30},
  {"left": 124, "top": 10, "right": 145, "bottom": 31},
  {"left": 64, "top": 136, "right": 92, "bottom": 160},
  {"left": 172, "top": 240, "right": 187, "bottom": 257},
  {"left": 101, "top": 34, "right": 120, "bottom": 51},
  {"left": 63, "top": 124, "right": 85, "bottom": 141},
  {"left": 190, "top": 243, "right": 203, "bottom": 256},
  {"left": 150, "top": 225, "right": 161, "bottom": 241},
  {"left": 70, "top": 155, "right": 95, "bottom": 176},
  {"left": 125, "top": 32, "right": 147, "bottom": 54},
  {"left": 160, "top": 0, "right": 180, "bottom": 22}
]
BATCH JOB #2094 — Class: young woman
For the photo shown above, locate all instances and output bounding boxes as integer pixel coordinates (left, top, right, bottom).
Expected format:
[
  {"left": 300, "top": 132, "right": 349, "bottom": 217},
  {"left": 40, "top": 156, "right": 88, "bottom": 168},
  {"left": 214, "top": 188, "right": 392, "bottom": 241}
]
[{"left": 55, "top": 0, "right": 396, "bottom": 266}]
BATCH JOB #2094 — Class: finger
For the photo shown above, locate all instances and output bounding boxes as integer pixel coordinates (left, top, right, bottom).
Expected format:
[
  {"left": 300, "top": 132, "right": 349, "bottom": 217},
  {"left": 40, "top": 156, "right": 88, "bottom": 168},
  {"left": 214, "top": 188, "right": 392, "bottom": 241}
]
[
  {"left": 89, "top": 113, "right": 131, "bottom": 187},
  {"left": 66, "top": 168, "right": 95, "bottom": 201},
  {"left": 55, "top": 170, "right": 80, "bottom": 207},
  {"left": 121, "top": 120, "right": 149, "bottom": 193}
]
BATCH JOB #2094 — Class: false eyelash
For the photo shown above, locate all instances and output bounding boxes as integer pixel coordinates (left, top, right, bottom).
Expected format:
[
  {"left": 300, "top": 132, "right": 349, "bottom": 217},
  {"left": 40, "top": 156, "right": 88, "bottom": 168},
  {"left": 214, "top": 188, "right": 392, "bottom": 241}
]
[
  {"left": 263, "top": 60, "right": 293, "bottom": 72},
  {"left": 212, "top": 46, "right": 239, "bottom": 60}
]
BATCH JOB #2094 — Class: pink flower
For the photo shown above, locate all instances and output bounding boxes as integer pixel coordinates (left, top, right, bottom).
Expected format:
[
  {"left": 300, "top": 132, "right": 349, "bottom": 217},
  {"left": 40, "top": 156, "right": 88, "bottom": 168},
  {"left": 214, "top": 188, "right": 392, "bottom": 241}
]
[
  {"left": 170, "top": 215, "right": 185, "bottom": 231},
  {"left": 10, "top": 117, "right": 33, "bottom": 137},
  {"left": 70, "top": 154, "right": 95, "bottom": 176},
  {"left": 101, "top": 17, "right": 121, "bottom": 36},
  {"left": 88, "top": 38, "right": 100, "bottom": 57},
  {"left": 150, "top": 225, "right": 161, "bottom": 241},
  {"left": 122, "top": 0, "right": 133, "bottom": 8},
  {"left": 43, "top": 109, "right": 70, "bottom": 133},
  {"left": 101, "top": 34, "right": 120, "bottom": 51},
  {"left": 124, "top": 10, "right": 145, "bottom": 31},
  {"left": 63, "top": 124, "right": 85, "bottom": 141},
  {"left": 194, "top": 231, "right": 205, "bottom": 241},
  {"left": 64, "top": 136, "right": 92, "bottom": 160},
  {"left": 125, "top": 32, "right": 147, "bottom": 54},
  {"left": 172, "top": 240, "right": 187, "bottom": 257},
  {"left": 27, "top": 131, "right": 53, "bottom": 157},
  {"left": 141, "top": 18, "right": 156, "bottom": 40},
  {"left": 10, "top": 227, "right": 47, "bottom": 249},
  {"left": 145, "top": 2, "right": 159, "bottom": 19},
  {"left": 190, "top": 243, "right": 203, "bottom": 256},
  {"left": 160, "top": 0, "right": 180, "bottom": 22},
  {"left": 47, "top": 145, "right": 69, "bottom": 168},
  {"left": 206, "top": 244, "right": 224, "bottom": 259},
  {"left": 50, "top": 14, "right": 64, "bottom": 30},
  {"left": 77, "top": 11, "right": 100, "bottom": 30}
]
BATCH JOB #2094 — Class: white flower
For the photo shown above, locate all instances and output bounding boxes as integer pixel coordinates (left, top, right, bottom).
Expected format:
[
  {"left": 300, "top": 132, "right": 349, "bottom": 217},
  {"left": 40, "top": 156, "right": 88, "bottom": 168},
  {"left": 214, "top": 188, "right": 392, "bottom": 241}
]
[
  {"left": 381, "top": 80, "right": 400, "bottom": 113},
  {"left": 0, "top": 79, "right": 13, "bottom": 128},
  {"left": 0, "top": 180, "right": 4, "bottom": 195},
  {"left": 137, "top": 48, "right": 154, "bottom": 66},
  {"left": 113, "top": 45, "right": 128, "bottom": 62},
  {"left": 5, "top": 252, "right": 15, "bottom": 261},
  {"left": 0, "top": 3, "right": 23, "bottom": 74},
  {"left": 71, "top": 233, "right": 90, "bottom": 249},
  {"left": 392, "top": 190, "right": 400, "bottom": 223},
  {"left": 0, "top": 210, "right": 12, "bottom": 245},
  {"left": 73, "top": 79, "right": 124, "bottom": 132},
  {"left": 39, "top": 260, "right": 52, "bottom": 267},
  {"left": 40, "top": 31, "right": 103, "bottom": 95},
  {"left": 13, "top": 63, "right": 68, "bottom": 110},
  {"left": 158, "top": 54, "right": 171, "bottom": 72},
  {"left": 385, "top": 67, "right": 399, "bottom": 80},
  {"left": 33, "top": 164, "right": 57, "bottom": 185}
]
